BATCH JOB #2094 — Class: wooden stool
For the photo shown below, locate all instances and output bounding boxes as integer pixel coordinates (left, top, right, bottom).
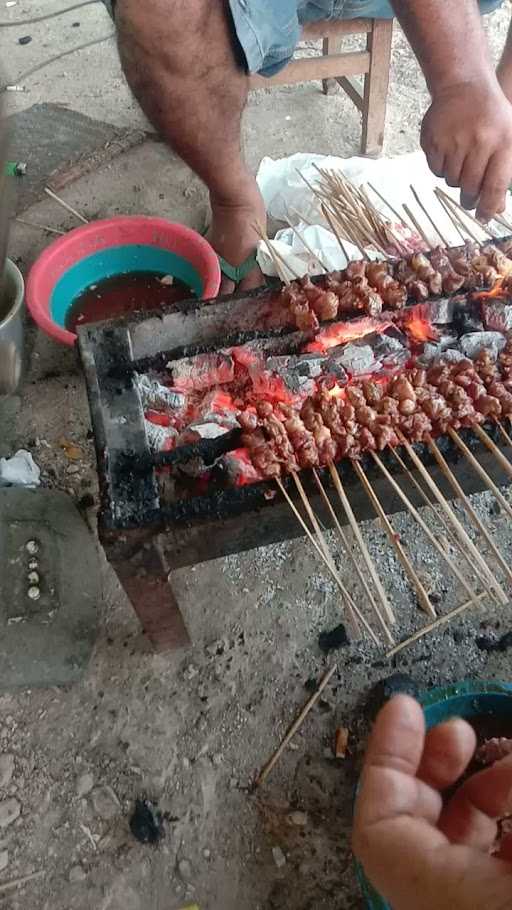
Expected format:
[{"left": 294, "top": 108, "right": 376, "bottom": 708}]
[{"left": 249, "top": 18, "right": 393, "bottom": 158}]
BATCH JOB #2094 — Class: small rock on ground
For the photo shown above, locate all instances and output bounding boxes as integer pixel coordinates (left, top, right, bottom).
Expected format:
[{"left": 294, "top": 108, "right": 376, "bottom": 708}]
[
  {"left": 272, "top": 846, "right": 286, "bottom": 869},
  {"left": 0, "top": 755, "right": 14, "bottom": 790},
  {"left": 69, "top": 865, "right": 87, "bottom": 883},
  {"left": 76, "top": 772, "right": 94, "bottom": 798},
  {"left": 90, "top": 785, "right": 120, "bottom": 820},
  {"left": 0, "top": 849, "right": 8, "bottom": 872},
  {"left": 0, "top": 798, "right": 20, "bottom": 829},
  {"left": 178, "top": 858, "right": 193, "bottom": 881}
]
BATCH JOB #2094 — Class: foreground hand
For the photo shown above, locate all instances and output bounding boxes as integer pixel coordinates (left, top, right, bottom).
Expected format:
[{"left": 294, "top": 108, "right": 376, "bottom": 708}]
[
  {"left": 353, "top": 695, "right": 512, "bottom": 910},
  {"left": 421, "top": 80, "right": 512, "bottom": 221}
]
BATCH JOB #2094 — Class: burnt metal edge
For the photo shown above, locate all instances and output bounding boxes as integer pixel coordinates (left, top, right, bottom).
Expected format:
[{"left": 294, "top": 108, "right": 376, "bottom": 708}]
[
  {"left": 97, "top": 420, "right": 508, "bottom": 535},
  {"left": 78, "top": 234, "right": 512, "bottom": 372},
  {"left": 78, "top": 322, "right": 160, "bottom": 528}
]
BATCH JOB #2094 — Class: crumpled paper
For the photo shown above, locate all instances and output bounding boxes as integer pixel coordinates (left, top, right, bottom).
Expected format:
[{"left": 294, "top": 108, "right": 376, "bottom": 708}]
[
  {"left": 0, "top": 450, "right": 41, "bottom": 487},
  {"left": 255, "top": 150, "right": 512, "bottom": 278}
]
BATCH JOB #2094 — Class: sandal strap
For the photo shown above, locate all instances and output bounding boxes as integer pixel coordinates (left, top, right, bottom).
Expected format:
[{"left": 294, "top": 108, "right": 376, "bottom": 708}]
[{"left": 218, "top": 252, "right": 258, "bottom": 284}]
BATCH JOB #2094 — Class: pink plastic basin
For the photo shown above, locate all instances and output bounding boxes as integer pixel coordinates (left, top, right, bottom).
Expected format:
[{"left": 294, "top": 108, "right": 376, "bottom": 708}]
[{"left": 26, "top": 216, "right": 221, "bottom": 346}]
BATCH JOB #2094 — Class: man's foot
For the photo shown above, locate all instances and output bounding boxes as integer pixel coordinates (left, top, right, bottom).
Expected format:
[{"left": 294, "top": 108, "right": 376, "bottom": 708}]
[{"left": 207, "top": 186, "right": 267, "bottom": 294}]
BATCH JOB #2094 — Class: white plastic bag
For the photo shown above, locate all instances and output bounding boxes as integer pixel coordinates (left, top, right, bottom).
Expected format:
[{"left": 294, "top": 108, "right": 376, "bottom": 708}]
[{"left": 0, "top": 450, "right": 41, "bottom": 487}]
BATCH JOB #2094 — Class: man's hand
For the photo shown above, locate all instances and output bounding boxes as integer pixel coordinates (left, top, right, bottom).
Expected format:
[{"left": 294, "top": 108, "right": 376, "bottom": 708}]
[
  {"left": 353, "top": 695, "right": 512, "bottom": 910},
  {"left": 421, "top": 79, "right": 512, "bottom": 222}
]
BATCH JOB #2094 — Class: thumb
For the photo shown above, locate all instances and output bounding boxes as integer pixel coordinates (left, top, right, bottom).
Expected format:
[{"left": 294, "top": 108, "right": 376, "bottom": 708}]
[{"left": 353, "top": 696, "right": 446, "bottom": 902}]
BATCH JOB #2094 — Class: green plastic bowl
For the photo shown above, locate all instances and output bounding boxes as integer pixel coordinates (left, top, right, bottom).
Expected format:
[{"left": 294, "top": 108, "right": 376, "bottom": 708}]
[{"left": 357, "top": 679, "right": 512, "bottom": 909}]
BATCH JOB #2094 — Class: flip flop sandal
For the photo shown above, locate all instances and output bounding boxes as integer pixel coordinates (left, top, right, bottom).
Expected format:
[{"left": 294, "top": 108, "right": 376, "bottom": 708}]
[
  {"left": 217, "top": 251, "right": 259, "bottom": 285},
  {"left": 201, "top": 226, "right": 260, "bottom": 286}
]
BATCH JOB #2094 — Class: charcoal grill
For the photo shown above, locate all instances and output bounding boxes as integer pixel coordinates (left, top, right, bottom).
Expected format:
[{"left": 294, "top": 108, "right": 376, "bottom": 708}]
[{"left": 78, "top": 275, "right": 512, "bottom": 650}]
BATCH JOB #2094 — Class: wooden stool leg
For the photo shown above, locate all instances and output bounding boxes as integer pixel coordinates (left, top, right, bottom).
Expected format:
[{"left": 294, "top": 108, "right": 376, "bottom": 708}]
[
  {"left": 322, "top": 37, "right": 330, "bottom": 95},
  {"left": 361, "top": 19, "right": 393, "bottom": 157},
  {"left": 110, "top": 539, "right": 191, "bottom": 651}
]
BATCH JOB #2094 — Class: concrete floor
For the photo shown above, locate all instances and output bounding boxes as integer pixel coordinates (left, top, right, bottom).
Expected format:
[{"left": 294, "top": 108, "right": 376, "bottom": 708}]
[{"left": 2, "top": 2, "right": 512, "bottom": 908}]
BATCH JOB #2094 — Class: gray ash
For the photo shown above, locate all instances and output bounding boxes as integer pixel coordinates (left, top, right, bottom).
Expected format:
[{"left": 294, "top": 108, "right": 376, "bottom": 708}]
[
  {"left": 460, "top": 331, "right": 506, "bottom": 360},
  {"left": 482, "top": 299, "right": 512, "bottom": 333}
]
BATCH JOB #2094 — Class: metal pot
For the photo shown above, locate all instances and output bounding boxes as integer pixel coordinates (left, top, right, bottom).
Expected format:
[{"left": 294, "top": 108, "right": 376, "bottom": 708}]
[{"left": 0, "top": 258, "right": 25, "bottom": 396}]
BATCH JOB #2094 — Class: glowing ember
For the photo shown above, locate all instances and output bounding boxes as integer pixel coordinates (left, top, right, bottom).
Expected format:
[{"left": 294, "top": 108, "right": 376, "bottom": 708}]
[
  {"left": 145, "top": 410, "right": 172, "bottom": 427},
  {"left": 402, "top": 305, "right": 439, "bottom": 344},
  {"left": 476, "top": 275, "right": 508, "bottom": 301},
  {"left": 327, "top": 385, "right": 345, "bottom": 399},
  {"left": 303, "top": 317, "right": 391, "bottom": 354},
  {"left": 226, "top": 448, "right": 263, "bottom": 486},
  {"left": 249, "top": 370, "right": 297, "bottom": 405}
]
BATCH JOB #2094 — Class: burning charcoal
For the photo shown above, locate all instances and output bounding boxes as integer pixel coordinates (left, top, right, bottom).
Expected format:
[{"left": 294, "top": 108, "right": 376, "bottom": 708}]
[
  {"left": 195, "top": 390, "right": 240, "bottom": 429},
  {"left": 129, "top": 799, "right": 163, "bottom": 844},
  {"left": 453, "top": 298, "right": 484, "bottom": 335},
  {"left": 426, "top": 297, "right": 456, "bottom": 324},
  {"left": 266, "top": 353, "right": 327, "bottom": 380},
  {"left": 136, "top": 374, "right": 186, "bottom": 412},
  {"left": 438, "top": 349, "right": 466, "bottom": 364},
  {"left": 482, "top": 300, "right": 512, "bottom": 333},
  {"left": 321, "top": 361, "right": 349, "bottom": 385},
  {"left": 145, "top": 420, "right": 178, "bottom": 452},
  {"left": 367, "top": 673, "right": 420, "bottom": 718},
  {"left": 476, "top": 630, "right": 512, "bottom": 652},
  {"left": 264, "top": 353, "right": 324, "bottom": 395},
  {"left": 170, "top": 352, "right": 235, "bottom": 391},
  {"left": 369, "top": 328, "right": 409, "bottom": 366},
  {"left": 418, "top": 335, "right": 461, "bottom": 365},
  {"left": 460, "top": 331, "right": 506, "bottom": 361},
  {"left": 329, "top": 343, "right": 377, "bottom": 376},
  {"left": 318, "top": 623, "right": 349, "bottom": 653},
  {"left": 218, "top": 448, "right": 262, "bottom": 486},
  {"left": 183, "top": 422, "right": 231, "bottom": 441}
]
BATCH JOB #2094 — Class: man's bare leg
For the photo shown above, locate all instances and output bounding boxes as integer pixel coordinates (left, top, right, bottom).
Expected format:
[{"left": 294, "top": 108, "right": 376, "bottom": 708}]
[{"left": 116, "top": 0, "right": 265, "bottom": 292}]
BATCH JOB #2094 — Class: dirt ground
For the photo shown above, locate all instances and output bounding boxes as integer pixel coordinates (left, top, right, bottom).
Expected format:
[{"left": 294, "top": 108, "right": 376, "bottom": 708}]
[{"left": 2, "top": 3, "right": 512, "bottom": 909}]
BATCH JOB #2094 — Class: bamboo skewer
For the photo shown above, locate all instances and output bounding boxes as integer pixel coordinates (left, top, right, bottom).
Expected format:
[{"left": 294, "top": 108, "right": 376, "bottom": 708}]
[
  {"left": 253, "top": 223, "right": 289, "bottom": 285},
  {"left": 321, "top": 204, "right": 354, "bottom": 265},
  {"left": 426, "top": 435, "right": 512, "bottom": 587},
  {"left": 313, "top": 468, "right": 384, "bottom": 610},
  {"left": 370, "top": 451, "right": 483, "bottom": 608},
  {"left": 472, "top": 424, "right": 512, "bottom": 480},
  {"left": 435, "top": 188, "right": 489, "bottom": 243},
  {"left": 410, "top": 185, "right": 450, "bottom": 247},
  {"left": 495, "top": 213, "right": 512, "bottom": 233},
  {"left": 284, "top": 218, "right": 330, "bottom": 273},
  {"left": 436, "top": 187, "right": 496, "bottom": 238},
  {"left": 276, "top": 478, "right": 378, "bottom": 644},
  {"left": 291, "top": 470, "right": 332, "bottom": 562},
  {"left": 498, "top": 421, "right": 512, "bottom": 450},
  {"left": 385, "top": 593, "right": 487, "bottom": 659},
  {"left": 366, "top": 182, "right": 406, "bottom": 226},
  {"left": 403, "top": 203, "right": 432, "bottom": 250},
  {"left": 321, "top": 204, "right": 351, "bottom": 262},
  {"left": 252, "top": 222, "right": 302, "bottom": 284},
  {"left": 447, "top": 428, "right": 512, "bottom": 522},
  {"left": 398, "top": 434, "right": 506, "bottom": 605},
  {"left": 435, "top": 191, "right": 467, "bottom": 243},
  {"left": 391, "top": 445, "right": 490, "bottom": 591},
  {"left": 327, "top": 462, "right": 396, "bottom": 638},
  {"left": 390, "top": 447, "right": 471, "bottom": 560},
  {"left": 311, "top": 468, "right": 387, "bottom": 626},
  {"left": 44, "top": 186, "right": 89, "bottom": 224},
  {"left": 254, "top": 664, "right": 337, "bottom": 787},
  {"left": 352, "top": 460, "right": 436, "bottom": 618},
  {"left": 15, "top": 217, "right": 66, "bottom": 236}
]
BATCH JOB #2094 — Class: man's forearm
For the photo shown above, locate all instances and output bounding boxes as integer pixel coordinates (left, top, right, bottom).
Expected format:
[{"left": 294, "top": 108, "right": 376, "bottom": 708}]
[
  {"left": 497, "top": 17, "right": 512, "bottom": 101},
  {"left": 391, "top": 0, "right": 496, "bottom": 96}
]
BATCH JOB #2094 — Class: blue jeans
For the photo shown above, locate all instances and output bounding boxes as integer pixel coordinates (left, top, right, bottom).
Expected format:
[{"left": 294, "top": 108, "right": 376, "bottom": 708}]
[{"left": 229, "top": 0, "right": 504, "bottom": 76}]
